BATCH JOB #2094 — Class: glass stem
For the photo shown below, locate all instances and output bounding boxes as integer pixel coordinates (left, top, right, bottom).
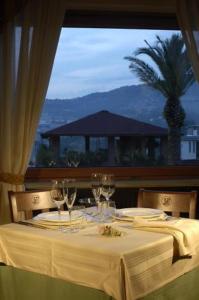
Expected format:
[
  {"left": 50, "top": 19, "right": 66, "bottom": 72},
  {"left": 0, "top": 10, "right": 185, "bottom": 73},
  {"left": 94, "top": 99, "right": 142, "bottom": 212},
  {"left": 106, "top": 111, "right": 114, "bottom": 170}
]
[
  {"left": 69, "top": 209, "right": 72, "bottom": 227},
  {"left": 57, "top": 205, "right": 62, "bottom": 231},
  {"left": 58, "top": 206, "right": 61, "bottom": 216},
  {"left": 96, "top": 199, "right": 100, "bottom": 213}
]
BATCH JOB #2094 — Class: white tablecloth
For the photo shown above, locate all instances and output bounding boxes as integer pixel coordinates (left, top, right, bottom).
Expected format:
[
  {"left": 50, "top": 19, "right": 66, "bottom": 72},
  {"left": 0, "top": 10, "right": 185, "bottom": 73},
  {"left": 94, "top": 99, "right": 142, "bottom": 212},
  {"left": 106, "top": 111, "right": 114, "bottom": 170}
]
[{"left": 0, "top": 221, "right": 199, "bottom": 300}]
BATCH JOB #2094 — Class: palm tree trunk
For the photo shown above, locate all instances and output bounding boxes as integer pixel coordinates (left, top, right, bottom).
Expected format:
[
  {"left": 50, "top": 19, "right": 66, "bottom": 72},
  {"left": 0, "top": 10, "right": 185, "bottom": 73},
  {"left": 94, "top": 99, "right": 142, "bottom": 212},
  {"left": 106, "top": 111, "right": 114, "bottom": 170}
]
[
  {"left": 164, "top": 97, "right": 185, "bottom": 165},
  {"left": 167, "top": 127, "right": 181, "bottom": 165}
]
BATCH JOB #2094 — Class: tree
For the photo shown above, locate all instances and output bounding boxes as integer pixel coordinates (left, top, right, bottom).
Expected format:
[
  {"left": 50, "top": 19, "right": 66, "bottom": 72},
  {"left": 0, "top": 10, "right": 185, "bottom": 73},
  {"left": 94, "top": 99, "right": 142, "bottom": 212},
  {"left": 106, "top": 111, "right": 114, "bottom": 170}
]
[{"left": 125, "top": 34, "right": 195, "bottom": 165}]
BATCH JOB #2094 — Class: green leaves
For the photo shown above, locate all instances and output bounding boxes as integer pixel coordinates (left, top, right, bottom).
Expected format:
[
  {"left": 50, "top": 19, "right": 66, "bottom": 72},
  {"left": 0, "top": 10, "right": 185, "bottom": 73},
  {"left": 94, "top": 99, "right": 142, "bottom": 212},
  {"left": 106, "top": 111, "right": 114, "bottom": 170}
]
[
  {"left": 125, "top": 33, "right": 195, "bottom": 164},
  {"left": 124, "top": 34, "right": 194, "bottom": 99}
]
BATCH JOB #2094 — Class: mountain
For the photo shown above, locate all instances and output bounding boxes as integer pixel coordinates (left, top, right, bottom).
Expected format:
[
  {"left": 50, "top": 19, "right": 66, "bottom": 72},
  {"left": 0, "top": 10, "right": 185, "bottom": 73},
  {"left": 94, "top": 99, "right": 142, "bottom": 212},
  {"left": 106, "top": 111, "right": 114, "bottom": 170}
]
[{"left": 40, "top": 83, "right": 199, "bottom": 131}]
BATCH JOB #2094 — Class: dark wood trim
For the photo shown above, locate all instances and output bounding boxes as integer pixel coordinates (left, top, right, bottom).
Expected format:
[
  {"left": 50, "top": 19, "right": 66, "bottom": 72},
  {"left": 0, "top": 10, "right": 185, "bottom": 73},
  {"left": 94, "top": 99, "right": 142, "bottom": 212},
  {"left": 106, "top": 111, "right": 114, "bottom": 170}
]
[
  {"left": 25, "top": 166, "right": 199, "bottom": 181},
  {"left": 63, "top": 10, "right": 179, "bottom": 30},
  {"left": 1, "top": 0, "right": 28, "bottom": 24}
]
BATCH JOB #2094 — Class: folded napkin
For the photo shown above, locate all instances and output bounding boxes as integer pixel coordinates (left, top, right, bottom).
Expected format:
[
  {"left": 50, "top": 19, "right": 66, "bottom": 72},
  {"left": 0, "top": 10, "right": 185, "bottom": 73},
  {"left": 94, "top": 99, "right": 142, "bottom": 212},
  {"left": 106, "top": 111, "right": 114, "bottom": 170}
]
[
  {"left": 133, "top": 217, "right": 199, "bottom": 257},
  {"left": 18, "top": 220, "right": 56, "bottom": 230},
  {"left": 19, "top": 217, "right": 85, "bottom": 230},
  {"left": 115, "top": 212, "right": 167, "bottom": 222}
]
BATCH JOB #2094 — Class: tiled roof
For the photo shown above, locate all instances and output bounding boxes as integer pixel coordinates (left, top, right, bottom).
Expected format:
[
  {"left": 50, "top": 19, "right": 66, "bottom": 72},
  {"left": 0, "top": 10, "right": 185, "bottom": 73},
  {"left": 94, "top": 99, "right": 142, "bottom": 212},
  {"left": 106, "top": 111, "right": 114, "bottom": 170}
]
[{"left": 42, "top": 110, "right": 167, "bottom": 137}]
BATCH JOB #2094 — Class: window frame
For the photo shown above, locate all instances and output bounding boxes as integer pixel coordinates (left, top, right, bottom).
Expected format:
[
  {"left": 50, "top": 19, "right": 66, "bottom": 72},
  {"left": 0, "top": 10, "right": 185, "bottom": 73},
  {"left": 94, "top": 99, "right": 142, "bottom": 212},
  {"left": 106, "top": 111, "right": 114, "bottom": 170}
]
[
  {"left": 26, "top": 8, "right": 199, "bottom": 183},
  {"left": 25, "top": 165, "right": 199, "bottom": 181}
]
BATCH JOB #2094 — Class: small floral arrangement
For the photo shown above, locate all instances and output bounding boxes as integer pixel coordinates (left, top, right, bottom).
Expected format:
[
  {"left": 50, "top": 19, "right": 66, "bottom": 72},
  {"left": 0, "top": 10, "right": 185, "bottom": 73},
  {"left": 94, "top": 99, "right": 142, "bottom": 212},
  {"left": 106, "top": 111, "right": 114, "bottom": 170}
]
[{"left": 98, "top": 225, "right": 122, "bottom": 237}]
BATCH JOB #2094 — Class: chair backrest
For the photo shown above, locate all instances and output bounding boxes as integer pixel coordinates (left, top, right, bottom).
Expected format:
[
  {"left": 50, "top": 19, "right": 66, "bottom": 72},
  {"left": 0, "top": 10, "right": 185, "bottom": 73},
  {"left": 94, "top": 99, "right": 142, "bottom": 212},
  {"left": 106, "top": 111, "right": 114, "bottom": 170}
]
[
  {"left": 9, "top": 190, "right": 57, "bottom": 222},
  {"left": 137, "top": 189, "right": 197, "bottom": 219}
]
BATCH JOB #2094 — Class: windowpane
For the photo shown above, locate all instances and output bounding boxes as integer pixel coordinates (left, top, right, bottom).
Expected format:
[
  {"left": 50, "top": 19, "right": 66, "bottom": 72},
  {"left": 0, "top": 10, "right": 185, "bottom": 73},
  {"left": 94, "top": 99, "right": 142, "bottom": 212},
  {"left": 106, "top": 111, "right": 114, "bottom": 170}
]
[{"left": 29, "top": 28, "right": 199, "bottom": 168}]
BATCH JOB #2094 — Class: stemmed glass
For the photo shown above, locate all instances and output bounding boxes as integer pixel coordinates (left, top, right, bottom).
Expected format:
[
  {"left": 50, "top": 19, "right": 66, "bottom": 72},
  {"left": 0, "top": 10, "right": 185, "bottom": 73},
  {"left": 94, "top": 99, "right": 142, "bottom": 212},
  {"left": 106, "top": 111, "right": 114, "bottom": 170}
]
[
  {"left": 50, "top": 180, "right": 66, "bottom": 216},
  {"left": 64, "top": 179, "right": 77, "bottom": 230},
  {"left": 101, "top": 174, "right": 115, "bottom": 203},
  {"left": 91, "top": 173, "right": 102, "bottom": 212},
  {"left": 66, "top": 152, "right": 80, "bottom": 167},
  {"left": 71, "top": 154, "right": 80, "bottom": 167}
]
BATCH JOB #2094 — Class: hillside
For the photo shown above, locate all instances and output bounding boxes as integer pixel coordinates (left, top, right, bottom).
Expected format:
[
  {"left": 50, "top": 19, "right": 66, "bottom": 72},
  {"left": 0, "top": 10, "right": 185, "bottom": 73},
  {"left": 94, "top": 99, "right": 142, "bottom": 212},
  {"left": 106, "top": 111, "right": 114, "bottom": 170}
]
[{"left": 40, "top": 83, "right": 199, "bottom": 130}]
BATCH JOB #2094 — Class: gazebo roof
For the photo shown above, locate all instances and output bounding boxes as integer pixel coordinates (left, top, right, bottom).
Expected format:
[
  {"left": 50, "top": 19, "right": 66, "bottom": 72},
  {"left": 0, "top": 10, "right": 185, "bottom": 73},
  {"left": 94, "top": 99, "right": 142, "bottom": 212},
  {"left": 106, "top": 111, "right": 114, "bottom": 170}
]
[{"left": 42, "top": 110, "right": 167, "bottom": 138}]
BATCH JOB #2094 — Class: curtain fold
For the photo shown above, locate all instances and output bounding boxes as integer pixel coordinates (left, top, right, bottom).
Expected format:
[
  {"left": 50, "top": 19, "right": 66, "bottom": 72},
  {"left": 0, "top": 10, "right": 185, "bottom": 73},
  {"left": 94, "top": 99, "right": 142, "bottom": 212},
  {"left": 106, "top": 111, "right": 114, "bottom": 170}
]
[
  {"left": 176, "top": 0, "right": 199, "bottom": 81},
  {"left": 0, "top": 0, "right": 65, "bottom": 224}
]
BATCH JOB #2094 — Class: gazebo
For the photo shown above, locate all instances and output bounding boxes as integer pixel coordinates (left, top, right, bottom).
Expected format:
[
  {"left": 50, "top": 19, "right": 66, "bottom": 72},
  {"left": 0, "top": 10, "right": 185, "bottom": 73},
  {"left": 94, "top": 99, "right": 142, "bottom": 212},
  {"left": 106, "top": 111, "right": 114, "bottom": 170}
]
[{"left": 41, "top": 110, "right": 168, "bottom": 165}]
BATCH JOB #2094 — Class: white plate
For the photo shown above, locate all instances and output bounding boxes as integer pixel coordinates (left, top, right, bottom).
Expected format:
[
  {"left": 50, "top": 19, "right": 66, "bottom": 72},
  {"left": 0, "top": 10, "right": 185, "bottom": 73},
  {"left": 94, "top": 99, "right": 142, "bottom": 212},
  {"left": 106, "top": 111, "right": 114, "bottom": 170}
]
[
  {"left": 34, "top": 210, "right": 83, "bottom": 222},
  {"left": 116, "top": 208, "right": 164, "bottom": 219}
]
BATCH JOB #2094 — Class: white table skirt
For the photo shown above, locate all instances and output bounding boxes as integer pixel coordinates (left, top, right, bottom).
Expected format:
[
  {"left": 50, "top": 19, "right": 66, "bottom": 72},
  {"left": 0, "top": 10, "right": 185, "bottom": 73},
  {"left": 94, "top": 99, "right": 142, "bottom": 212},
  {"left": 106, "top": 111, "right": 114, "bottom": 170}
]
[{"left": 0, "top": 222, "right": 199, "bottom": 300}]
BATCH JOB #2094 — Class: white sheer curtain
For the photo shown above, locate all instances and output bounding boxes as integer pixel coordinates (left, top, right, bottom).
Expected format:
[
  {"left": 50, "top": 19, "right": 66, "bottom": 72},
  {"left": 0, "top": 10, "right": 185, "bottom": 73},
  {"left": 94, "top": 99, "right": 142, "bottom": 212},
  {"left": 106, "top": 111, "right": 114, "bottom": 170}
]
[
  {"left": 177, "top": 0, "right": 199, "bottom": 81},
  {"left": 0, "top": 0, "right": 65, "bottom": 224}
]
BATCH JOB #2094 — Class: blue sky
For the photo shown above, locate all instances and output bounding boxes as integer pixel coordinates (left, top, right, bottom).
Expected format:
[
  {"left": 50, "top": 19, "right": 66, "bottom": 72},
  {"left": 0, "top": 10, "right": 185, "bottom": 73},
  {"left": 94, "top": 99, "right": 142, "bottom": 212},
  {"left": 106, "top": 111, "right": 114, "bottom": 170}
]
[{"left": 46, "top": 28, "right": 178, "bottom": 99}]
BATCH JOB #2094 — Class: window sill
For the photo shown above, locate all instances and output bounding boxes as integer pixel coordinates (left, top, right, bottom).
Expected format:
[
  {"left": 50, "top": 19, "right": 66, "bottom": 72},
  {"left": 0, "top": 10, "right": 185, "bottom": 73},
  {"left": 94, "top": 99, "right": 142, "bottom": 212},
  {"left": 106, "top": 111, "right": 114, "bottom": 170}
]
[
  {"left": 25, "top": 166, "right": 199, "bottom": 187},
  {"left": 25, "top": 177, "right": 199, "bottom": 190}
]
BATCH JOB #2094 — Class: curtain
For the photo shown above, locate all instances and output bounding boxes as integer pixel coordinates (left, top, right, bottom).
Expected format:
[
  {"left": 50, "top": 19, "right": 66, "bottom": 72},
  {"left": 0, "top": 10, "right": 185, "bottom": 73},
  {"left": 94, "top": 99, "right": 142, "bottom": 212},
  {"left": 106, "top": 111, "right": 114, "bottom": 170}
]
[
  {"left": 176, "top": 0, "right": 199, "bottom": 81},
  {"left": 0, "top": 0, "right": 65, "bottom": 224}
]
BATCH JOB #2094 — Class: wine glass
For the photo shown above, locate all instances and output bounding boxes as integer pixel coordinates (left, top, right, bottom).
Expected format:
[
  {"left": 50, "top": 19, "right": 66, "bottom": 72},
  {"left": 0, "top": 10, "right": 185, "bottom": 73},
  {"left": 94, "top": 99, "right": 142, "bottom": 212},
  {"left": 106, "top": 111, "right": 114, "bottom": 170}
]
[
  {"left": 66, "top": 152, "right": 80, "bottom": 167},
  {"left": 107, "top": 200, "right": 116, "bottom": 220},
  {"left": 50, "top": 180, "right": 65, "bottom": 216},
  {"left": 91, "top": 173, "right": 102, "bottom": 213},
  {"left": 71, "top": 153, "right": 80, "bottom": 167},
  {"left": 101, "top": 174, "right": 115, "bottom": 203},
  {"left": 64, "top": 179, "right": 77, "bottom": 230}
]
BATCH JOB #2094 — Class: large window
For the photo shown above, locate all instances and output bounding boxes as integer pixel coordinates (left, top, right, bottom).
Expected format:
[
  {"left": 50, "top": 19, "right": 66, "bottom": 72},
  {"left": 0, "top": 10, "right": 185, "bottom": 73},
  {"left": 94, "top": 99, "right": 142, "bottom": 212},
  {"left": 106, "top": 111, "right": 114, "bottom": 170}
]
[{"left": 29, "top": 27, "right": 199, "bottom": 169}]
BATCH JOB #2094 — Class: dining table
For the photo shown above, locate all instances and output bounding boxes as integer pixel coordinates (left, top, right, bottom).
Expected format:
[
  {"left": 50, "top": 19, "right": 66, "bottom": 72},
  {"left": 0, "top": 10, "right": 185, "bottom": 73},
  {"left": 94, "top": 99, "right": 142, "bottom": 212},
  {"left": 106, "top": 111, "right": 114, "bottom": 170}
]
[{"left": 1, "top": 208, "right": 199, "bottom": 300}]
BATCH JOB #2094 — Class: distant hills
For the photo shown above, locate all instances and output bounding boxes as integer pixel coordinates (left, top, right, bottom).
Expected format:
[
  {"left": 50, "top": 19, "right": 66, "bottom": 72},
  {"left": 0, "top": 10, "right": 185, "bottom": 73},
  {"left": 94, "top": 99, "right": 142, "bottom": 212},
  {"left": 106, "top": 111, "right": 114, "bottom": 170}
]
[{"left": 40, "top": 82, "right": 199, "bottom": 130}]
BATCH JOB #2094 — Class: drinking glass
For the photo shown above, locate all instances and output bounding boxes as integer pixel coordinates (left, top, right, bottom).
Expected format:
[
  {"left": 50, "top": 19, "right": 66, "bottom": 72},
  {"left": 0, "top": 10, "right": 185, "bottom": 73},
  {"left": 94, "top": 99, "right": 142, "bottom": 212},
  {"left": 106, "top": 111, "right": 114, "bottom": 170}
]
[
  {"left": 71, "top": 153, "right": 80, "bottom": 167},
  {"left": 50, "top": 180, "right": 65, "bottom": 216},
  {"left": 107, "top": 200, "right": 116, "bottom": 220},
  {"left": 97, "top": 201, "right": 107, "bottom": 223},
  {"left": 91, "top": 173, "right": 102, "bottom": 213},
  {"left": 72, "top": 205, "right": 87, "bottom": 231},
  {"left": 101, "top": 174, "right": 115, "bottom": 202},
  {"left": 79, "top": 197, "right": 96, "bottom": 208},
  {"left": 64, "top": 179, "right": 77, "bottom": 230},
  {"left": 66, "top": 152, "right": 80, "bottom": 167}
]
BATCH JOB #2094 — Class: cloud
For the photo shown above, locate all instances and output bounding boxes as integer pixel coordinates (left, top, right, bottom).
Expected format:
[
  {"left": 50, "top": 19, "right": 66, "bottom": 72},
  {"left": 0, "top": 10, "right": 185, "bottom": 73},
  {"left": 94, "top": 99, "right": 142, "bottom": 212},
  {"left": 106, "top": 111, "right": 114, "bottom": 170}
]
[
  {"left": 47, "top": 28, "right": 179, "bottom": 99},
  {"left": 66, "top": 63, "right": 129, "bottom": 79}
]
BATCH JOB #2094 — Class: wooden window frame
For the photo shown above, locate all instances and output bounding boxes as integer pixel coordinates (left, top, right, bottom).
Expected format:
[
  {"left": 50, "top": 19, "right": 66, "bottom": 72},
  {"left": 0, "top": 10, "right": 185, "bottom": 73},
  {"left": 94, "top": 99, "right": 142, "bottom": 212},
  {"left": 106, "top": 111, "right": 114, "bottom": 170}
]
[
  {"left": 25, "top": 9, "right": 199, "bottom": 183},
  {"left": 25, "top": 166, "right": 199, "bottom": 182},
  {"left": 63, "top": 10, "right": 179, "bottom": 30}
]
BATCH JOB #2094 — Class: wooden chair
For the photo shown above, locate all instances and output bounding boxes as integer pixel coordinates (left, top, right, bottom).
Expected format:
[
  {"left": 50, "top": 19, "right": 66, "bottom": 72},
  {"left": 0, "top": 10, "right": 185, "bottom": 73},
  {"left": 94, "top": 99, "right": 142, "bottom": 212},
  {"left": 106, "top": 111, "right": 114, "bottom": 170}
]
[
  {"left": 137, "top": 189, "right": 197, "bottom": 219},
  {"left": 9, "top": 190, "right": 57, "bottom": 222}
]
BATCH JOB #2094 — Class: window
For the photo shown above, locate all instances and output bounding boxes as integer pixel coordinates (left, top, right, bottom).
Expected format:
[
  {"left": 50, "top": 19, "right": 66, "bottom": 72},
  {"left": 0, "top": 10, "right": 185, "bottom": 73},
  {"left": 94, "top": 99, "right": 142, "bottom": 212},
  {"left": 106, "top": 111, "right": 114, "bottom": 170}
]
[
  {"left": 28, "top": 26, "right": 199, "bottom": 170},
  {"left": 189, "top": 142, "right": 192, "bottom": 153}
]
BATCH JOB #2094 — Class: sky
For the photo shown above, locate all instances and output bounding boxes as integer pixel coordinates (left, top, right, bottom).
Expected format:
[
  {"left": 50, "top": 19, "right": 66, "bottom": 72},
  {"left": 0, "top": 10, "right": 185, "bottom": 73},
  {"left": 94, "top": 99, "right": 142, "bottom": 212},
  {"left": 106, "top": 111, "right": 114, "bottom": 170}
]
[{"left": 46, "top": 28, "right": 179, "bottom": 99}]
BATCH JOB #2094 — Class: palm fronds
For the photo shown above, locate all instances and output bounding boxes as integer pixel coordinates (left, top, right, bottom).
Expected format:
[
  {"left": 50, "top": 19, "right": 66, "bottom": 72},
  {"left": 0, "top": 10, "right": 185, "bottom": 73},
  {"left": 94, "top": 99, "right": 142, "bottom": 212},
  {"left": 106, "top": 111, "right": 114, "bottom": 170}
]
[
  {"left": 125, "top": 34, "right": 195, "bottom": 164},
  {"left": 124, "top": 34, "right": 194, "bottom": 98}
]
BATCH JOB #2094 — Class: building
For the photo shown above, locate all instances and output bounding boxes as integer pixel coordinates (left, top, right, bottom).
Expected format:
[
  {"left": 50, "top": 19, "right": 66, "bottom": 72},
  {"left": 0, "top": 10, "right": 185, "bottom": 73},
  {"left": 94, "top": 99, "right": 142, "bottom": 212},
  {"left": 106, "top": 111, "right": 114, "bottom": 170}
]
[
  {"left": 41, "top": 110, "right": 168, "bottom": 166},
  {"left": 181, "top": 125, "right": 199, "bottom": 160}
]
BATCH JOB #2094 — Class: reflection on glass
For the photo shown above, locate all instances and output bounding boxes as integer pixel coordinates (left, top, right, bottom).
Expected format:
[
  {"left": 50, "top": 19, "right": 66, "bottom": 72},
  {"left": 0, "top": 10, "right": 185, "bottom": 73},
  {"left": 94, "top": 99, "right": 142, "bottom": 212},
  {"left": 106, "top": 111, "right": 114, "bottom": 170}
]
[
  {"left": 101, "top": 174, "right": 115, "bottom": 202},
  {"left": 64, "top": 179, "right": 77, "bottom": 230},
  {"left": 91, "top": 173, "right": 102, "bottom": 208},
  {"left": 66, "top": 151, "right": 80, "bottom": 167},
  {"left": 50, "top": 180, "right": 65, "bottom": 215}
]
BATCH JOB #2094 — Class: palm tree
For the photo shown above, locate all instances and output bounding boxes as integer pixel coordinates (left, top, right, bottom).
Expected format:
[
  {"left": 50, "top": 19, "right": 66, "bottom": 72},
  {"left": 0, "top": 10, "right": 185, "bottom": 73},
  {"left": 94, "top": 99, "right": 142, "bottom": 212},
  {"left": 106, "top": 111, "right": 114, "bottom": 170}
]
[{"left": 125, "top": 34, "right": 195, "bottom": 165}]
